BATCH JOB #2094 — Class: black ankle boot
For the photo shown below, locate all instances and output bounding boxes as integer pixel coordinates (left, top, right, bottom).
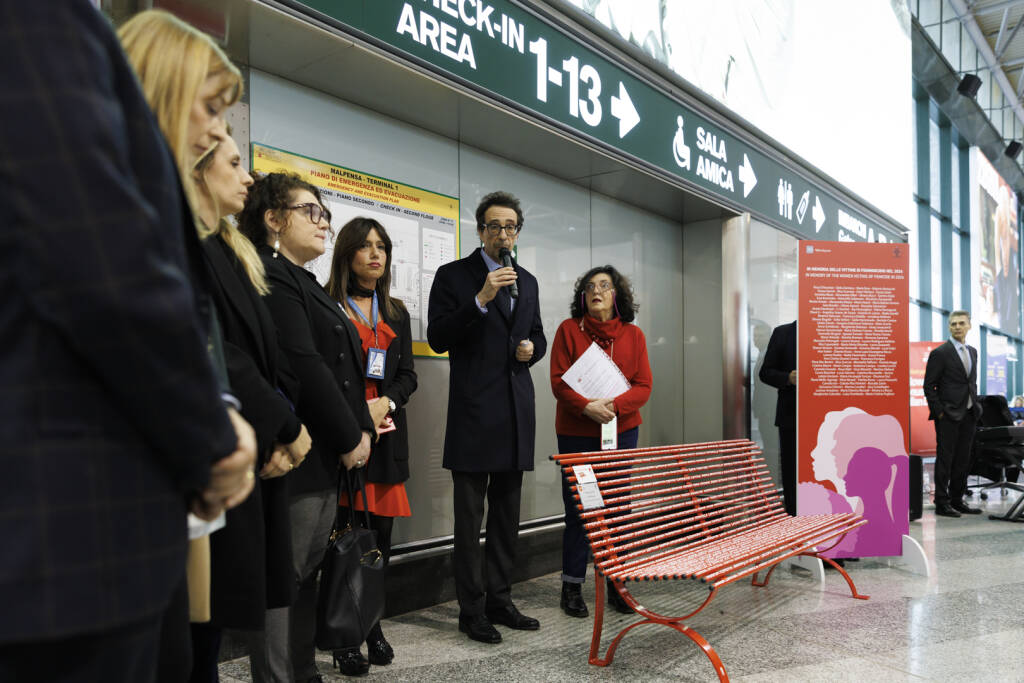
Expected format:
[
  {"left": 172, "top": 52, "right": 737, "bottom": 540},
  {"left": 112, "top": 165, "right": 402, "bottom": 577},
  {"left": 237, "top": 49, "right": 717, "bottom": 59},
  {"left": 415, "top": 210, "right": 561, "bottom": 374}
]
[
  {"left": 332, "top": 648, "right": 369, "bottom": 677},
  {"left": 365, "top": 622, "right": 394, "bottom": 665},
  {"left": 560, "top": 581, "right": 588, "bottom": 618}
]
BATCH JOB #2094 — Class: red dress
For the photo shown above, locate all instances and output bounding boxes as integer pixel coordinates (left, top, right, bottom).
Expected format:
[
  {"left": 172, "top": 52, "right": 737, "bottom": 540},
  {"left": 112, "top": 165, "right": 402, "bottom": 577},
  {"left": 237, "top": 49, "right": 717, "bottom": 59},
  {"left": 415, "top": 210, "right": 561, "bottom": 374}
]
[{"left": 338, "top": 310, "right": 411, "bottom": 517}]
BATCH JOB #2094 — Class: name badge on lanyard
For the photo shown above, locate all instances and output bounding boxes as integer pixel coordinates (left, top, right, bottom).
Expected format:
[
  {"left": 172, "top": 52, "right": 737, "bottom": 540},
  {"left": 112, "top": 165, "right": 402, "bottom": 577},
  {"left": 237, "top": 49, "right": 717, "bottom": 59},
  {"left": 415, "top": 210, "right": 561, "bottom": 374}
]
[{"left": 348, "top": 291, "right": 387, "bottom": 380}]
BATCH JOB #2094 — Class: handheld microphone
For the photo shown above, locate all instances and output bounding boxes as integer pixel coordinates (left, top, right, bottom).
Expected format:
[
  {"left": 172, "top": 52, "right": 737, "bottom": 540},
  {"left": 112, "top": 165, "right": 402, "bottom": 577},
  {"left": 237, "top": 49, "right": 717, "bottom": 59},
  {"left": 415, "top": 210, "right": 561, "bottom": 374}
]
[{"left": 498, "top": 248, "right": 518, "bottom": 299}]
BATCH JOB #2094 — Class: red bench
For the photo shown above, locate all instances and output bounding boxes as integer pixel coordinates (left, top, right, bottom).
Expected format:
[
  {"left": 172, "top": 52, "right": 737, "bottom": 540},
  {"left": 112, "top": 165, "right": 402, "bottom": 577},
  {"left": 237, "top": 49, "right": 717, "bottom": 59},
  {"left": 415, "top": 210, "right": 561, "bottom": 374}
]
[{"left": 552, "top": 439, "right": 868, "bottom": 682}]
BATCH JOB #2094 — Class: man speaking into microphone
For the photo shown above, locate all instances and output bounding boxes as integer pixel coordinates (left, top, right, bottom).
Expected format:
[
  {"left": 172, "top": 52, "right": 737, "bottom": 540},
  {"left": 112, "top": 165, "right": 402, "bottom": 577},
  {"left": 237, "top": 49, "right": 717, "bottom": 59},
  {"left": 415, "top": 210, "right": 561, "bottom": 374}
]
[{"left": 428, "top": 190, "right": 546, "bottom": 644}]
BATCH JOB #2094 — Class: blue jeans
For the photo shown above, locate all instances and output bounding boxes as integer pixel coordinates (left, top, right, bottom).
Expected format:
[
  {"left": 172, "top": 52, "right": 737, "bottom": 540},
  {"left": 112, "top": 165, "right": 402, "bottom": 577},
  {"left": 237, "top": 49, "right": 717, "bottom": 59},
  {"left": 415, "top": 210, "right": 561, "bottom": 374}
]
[{"left": 558, "top": 427, "right": 639, "bottom": 583}]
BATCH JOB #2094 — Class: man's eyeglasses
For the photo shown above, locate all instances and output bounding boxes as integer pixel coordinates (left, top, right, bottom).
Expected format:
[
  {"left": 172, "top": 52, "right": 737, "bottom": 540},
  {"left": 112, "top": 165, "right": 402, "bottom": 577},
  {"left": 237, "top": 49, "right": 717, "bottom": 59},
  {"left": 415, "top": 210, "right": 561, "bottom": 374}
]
[
  {"left": 585, "top": 281, "right": 614, "bottom": 293},
  {"left": 289, "top": 203, "right": 331, "bottom": 226},
  {"left": 481, "top": 222, "right": 522, "bottom": 236}
]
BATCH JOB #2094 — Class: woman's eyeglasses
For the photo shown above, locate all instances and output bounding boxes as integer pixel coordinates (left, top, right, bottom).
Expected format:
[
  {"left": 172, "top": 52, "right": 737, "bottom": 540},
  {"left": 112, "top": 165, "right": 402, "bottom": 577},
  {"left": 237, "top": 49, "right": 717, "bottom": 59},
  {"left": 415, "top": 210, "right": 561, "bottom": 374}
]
[
  {"left": 289, "top": 202, "right": 331, "bottom": 226},
  {"left": 585, "top": 281, "right": 614, "bottom": 293}
]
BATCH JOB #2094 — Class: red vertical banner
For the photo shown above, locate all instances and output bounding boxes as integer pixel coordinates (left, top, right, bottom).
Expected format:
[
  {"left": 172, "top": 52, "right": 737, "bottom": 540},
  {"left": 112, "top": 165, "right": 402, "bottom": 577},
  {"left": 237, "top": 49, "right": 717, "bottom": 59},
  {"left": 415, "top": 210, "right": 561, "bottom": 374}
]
[
  {"left": 909, "top": 341, "right": 942, "bottom": 456},
  {"left": 797, "top": 241, "right": 910, "bottom": 558}
]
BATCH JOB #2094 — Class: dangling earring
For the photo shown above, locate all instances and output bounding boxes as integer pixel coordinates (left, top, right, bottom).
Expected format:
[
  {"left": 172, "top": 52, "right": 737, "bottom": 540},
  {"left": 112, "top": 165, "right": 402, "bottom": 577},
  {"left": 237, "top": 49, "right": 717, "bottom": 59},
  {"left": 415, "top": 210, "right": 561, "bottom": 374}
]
[
  {"left": 613, "top": 292, "right": 621, "bottom": 319},
  {"left": 272, "top": 233, "right": 281, "bottom": 259}
]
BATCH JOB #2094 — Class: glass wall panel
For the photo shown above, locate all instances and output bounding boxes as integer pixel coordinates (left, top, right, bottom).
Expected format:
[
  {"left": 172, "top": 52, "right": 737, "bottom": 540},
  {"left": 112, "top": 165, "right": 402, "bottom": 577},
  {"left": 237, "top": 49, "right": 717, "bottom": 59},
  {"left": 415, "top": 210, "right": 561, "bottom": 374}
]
[
  {"left": 748, "top": 220, "right": 798, "bottom": 494},
  {"left": 908, "top": 217, "right": 920, "bottom": 300},
  {"left": 933, "top": 308, "right": 947, "bottom": 341},
  {"left": 952, "top": 230, "right": 961, "bottom": 308},
  {"left": 951, "top": 139, "right": 960, "bottom": 224},
  {"left": 910, "top": 303, "right": 921, "bottom": 342},
  {"left": 929, "top": 118, "right": 941, "bottom": 210},
  {"left": 931, "top": 214, "right": 943, "bottom": 308}
]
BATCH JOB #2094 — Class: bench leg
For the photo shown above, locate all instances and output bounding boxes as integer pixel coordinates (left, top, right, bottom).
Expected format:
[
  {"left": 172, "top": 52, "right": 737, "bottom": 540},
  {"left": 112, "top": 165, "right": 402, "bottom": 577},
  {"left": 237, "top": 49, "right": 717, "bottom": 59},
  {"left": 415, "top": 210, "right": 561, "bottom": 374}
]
[
  {"left": 750, "top": 563, "right": 780, "bottom": 588},
  {"left": 589, "top": 580, "right": 728, "bottom": 681}
]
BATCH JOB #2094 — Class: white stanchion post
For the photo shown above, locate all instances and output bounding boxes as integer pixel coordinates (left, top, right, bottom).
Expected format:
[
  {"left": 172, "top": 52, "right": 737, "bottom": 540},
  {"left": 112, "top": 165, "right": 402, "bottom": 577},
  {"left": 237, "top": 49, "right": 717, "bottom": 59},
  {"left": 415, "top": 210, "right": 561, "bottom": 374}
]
[
  {"left": 785, "top": 551, "right": 825, "bottom": 585},
  {"left": 885, "top": 534, "right": 930, "bottom": 576}
]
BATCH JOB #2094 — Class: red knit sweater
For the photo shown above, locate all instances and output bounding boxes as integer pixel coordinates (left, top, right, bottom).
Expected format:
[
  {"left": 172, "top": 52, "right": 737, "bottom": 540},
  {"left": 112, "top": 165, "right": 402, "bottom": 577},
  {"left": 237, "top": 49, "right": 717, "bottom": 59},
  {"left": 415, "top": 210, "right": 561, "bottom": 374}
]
[{"left": 549, "top": 316, "right": 653, "bottom": 437}]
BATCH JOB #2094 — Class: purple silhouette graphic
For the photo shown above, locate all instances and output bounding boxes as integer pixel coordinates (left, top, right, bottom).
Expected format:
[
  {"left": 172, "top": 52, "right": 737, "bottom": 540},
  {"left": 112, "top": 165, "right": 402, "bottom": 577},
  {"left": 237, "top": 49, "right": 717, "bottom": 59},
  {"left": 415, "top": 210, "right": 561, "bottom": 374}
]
[
  {"left": 798, "top": 407, "right": 909, "bottom": 557},
  {"left": 843, "top": 446, "right": 908, "bottom": 556}
]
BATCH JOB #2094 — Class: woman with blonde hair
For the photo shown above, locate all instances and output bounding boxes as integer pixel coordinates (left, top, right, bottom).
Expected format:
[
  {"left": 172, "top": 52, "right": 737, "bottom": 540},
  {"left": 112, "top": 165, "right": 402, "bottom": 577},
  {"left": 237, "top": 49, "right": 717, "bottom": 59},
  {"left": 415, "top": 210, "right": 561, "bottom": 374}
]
[
  {"left": 193, "top": 133, "right": 313, "bottom": 681},
  {"left": 118, "top": 9, "right": 242, "bottom": 198},
  {"left": 118, "top": 9, "right": 255, "bottom": 682}
]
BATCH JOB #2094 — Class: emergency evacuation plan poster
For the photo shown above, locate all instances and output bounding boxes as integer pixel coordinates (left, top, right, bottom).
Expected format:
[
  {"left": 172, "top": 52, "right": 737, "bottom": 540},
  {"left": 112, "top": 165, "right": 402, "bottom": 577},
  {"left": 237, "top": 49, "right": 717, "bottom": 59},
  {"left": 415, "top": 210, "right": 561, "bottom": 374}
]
[
  {"left": 251, "top": 143, "right": 459, "bottom": 357},
  {"left": 797, "top": 241, "right": 909, "bottom": 558}
]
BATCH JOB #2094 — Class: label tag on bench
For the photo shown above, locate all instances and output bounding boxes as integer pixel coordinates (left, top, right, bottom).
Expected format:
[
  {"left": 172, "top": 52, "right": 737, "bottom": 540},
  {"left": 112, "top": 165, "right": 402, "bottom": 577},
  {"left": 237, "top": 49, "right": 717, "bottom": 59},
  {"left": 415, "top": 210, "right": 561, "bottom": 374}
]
[
  {"left": 601, "top": 416, "right": 617, "bottom": 450},
  {"left": 572, "top": 464, "right": 605, "bottom": 509}
]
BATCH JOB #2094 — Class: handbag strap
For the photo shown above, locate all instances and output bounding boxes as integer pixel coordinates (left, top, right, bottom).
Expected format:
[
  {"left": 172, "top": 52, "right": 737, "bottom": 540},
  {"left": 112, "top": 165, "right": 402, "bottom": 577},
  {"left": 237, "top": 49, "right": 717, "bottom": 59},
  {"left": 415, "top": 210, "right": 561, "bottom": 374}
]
[{"left": 334, "top": 465, "right": 374, "bottom": 533}]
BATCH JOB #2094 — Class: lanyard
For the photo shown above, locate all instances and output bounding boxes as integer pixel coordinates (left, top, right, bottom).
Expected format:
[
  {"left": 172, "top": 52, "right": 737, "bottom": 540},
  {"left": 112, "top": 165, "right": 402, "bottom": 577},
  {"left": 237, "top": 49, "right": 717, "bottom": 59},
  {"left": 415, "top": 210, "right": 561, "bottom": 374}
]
[{"left": 347, "top": 291, "right": 379, "bottom": 346}]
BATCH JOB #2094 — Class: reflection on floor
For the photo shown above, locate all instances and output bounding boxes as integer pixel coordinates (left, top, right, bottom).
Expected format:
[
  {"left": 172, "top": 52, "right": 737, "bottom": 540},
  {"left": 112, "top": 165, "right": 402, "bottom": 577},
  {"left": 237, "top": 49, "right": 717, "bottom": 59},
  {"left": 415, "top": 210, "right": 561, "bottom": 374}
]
[{"left": 219, "top": 491, "right": 1024, "bottom": 682}]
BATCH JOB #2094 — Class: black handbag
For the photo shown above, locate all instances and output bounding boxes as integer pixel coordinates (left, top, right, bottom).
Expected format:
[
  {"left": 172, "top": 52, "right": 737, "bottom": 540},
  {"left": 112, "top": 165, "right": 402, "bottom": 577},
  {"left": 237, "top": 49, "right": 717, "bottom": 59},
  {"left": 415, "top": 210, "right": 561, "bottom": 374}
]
[{"left": 314, "top": 468, "right": 385, "bottom": 650}]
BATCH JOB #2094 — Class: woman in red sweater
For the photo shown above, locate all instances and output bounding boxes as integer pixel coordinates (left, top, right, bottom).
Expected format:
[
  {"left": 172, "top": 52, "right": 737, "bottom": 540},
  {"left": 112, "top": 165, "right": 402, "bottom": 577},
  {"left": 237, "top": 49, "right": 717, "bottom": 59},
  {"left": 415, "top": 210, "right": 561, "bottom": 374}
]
[{"left": 550, "top": 265, "right": 652, "bottom": 618}]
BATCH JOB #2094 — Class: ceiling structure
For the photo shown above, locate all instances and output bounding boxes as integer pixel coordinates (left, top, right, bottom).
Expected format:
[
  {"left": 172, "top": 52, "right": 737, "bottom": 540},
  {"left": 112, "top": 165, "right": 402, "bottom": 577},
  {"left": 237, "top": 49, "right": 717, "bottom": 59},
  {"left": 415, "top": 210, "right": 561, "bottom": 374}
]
[{"left": 956, "top": 0, "right": 1024, "bottom": 146}]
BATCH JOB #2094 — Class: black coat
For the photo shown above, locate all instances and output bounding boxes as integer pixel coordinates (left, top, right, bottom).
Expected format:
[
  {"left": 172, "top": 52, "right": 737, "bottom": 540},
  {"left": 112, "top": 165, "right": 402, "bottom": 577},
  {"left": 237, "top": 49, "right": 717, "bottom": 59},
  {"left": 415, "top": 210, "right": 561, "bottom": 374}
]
[
  {"left": 365, "top": 305, "right": 418, "bottom": 485},
  {"left": 260, "top": 247, "right": 375, "bottom": 495},
  {"left": 924, "top": 340, "right": 982, "bottom": 422},
  {"left": 758, "top": 321, "right": 796, "bottom": 429},
  {"left": 0, "top": 3, "right": 237, "bottom": 641},
  {"left": 427, "top": 248, "right": 546, "bottom": 472},
  {"left": 201, "top": 235, "right": 299, "bottom": 628}
]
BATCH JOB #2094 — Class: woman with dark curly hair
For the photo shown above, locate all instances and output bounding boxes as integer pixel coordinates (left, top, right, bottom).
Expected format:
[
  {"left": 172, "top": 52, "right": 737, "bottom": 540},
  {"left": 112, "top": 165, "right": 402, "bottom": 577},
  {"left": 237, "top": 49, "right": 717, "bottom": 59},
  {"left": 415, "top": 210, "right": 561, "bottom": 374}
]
[
  {"left": 239, "top": 172, "right": 375, "bottom": 682},
  {"left": 549, "top": 265, "right": 652, "bottom": 619}
]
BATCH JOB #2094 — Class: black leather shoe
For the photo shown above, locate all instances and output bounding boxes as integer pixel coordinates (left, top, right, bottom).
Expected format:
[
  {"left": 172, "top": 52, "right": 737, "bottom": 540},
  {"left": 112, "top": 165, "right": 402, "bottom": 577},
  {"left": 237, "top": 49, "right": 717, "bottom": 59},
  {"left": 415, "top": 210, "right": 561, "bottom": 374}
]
[
  {"left": 934, "top": 503, "right": 962, "bottom": 518},
  {"left": 366, "top": 633, "right": 394, "bottom": 665},
  {"left": 332, "top": 648, "right": 369, "bottom": 677},
  {"left": 560, "top": 581, "right": 588, "bottom": 618},
  {"left": 606, "top": 579, "right": 632, "bottom": 614},
  {"left": 459, "top": 614, "right": 502, "bottom": 643},
  {"left": 952, "top": 500, "right": 982, "bottom": 514},
  {"left": 484, "top": 604, "right": 540, "bottom": 630}
]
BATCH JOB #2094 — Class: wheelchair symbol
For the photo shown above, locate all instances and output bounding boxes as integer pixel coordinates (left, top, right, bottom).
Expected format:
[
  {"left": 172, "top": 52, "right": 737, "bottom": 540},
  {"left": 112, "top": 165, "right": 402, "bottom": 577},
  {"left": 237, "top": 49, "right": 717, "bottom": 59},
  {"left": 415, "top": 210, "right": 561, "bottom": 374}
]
[{"left": 672, "top": 115, "right": 691, "bottom": 171}]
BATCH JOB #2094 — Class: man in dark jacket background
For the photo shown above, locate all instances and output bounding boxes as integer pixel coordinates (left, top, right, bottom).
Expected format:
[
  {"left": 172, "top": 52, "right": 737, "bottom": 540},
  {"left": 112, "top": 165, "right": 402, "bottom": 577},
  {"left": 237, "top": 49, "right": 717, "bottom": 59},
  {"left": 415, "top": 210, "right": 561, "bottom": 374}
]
[{"left": 924, "top": 310, "right": 983, "bottom": 518}]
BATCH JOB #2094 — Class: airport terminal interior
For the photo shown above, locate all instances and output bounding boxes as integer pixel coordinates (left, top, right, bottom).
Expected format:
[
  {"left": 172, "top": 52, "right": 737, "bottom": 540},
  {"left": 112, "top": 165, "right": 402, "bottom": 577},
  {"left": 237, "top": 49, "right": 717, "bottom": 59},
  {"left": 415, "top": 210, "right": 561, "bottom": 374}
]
[
  {"left": 90, "top": 0, "right": 1024, "bottom": 680},
  {"left": 217, "top": 488, "right": 1024, "bottom": 682}
]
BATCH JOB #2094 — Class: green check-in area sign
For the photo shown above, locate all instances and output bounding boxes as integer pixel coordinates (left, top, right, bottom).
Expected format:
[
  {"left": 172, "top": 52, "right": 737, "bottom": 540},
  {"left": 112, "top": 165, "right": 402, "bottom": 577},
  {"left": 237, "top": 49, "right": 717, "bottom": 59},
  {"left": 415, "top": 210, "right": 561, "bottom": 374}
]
[{"left": 294, "top": 0, "right": 903, "bottom": 243}]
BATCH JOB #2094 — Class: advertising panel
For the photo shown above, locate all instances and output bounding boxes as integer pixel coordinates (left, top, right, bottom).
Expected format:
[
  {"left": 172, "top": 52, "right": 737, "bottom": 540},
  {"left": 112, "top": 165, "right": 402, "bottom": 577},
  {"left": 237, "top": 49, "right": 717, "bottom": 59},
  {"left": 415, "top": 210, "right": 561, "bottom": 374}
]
[
  {"left": 909, "top": 341, "right": 941, "bottom": 456},
  {"left": 986, "top": 333, "right": 1010, "bottom": 397},
  {"left": 972, "top": 148, "right": 1020, "bottom": 337},
  {"left": 797, "top": 241, "right": 910, "bottom": 558},
  {"left": 251, "top": 143, "right": 460, "bottom": 357}
]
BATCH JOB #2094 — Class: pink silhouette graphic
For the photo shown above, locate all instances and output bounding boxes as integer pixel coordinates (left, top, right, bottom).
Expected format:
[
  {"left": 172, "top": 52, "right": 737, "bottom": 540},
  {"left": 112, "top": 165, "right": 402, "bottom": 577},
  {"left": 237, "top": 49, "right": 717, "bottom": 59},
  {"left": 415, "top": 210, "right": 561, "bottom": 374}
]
[{"left": 798, "top": 408, "right": 909, "bottom": 557}]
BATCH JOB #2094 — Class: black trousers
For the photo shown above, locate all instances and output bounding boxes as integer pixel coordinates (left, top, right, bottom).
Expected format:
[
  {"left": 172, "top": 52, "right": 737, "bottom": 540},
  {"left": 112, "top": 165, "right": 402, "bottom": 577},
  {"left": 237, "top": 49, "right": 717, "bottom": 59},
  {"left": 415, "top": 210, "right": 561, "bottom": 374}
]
[
  {"left": 451, "top": 470, "right": 523, "bottom": 617},
  {"left": 558, "top": 428, "right": 639, "bottom": 583},
  {"left": 778, "top": 424, "right": 797, "bottom": 516},
  {"left": 0, "top": 611, "right": 162, "bottom": 683},
  {"left": 934, "top": 413, "right": 977, "bottom": 505}
]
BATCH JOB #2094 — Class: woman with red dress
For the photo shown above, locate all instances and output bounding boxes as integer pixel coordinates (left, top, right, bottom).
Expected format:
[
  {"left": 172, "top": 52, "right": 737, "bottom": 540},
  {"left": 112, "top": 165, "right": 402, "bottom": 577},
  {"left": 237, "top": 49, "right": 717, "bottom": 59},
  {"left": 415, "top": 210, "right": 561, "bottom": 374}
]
[
  {"left": 325, "top": 217, "right": 418, "bottom": 675},
  {"left": 549, "top": 265, "right": 652, "bottom": 619}
]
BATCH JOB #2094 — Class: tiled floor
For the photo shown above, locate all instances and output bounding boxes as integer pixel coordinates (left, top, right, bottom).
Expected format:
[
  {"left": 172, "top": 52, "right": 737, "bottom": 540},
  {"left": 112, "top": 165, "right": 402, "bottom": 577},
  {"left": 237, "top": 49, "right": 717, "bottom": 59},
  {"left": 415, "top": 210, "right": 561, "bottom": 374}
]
[{"left": 219, "top": 491, "right": 1024, "bottom": 682}]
